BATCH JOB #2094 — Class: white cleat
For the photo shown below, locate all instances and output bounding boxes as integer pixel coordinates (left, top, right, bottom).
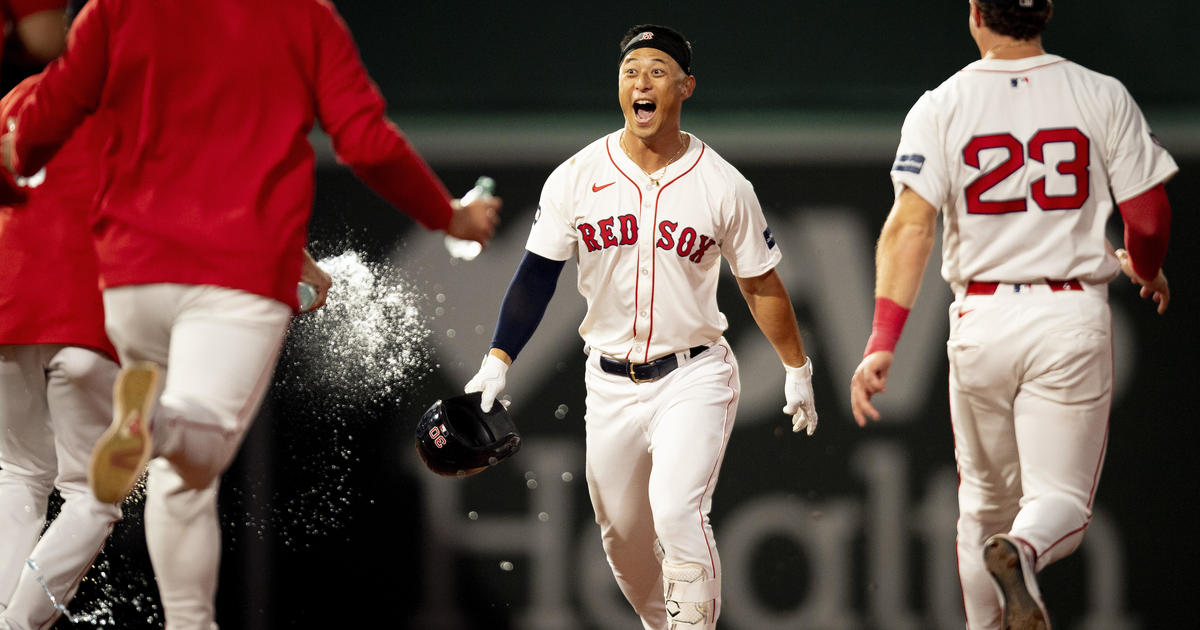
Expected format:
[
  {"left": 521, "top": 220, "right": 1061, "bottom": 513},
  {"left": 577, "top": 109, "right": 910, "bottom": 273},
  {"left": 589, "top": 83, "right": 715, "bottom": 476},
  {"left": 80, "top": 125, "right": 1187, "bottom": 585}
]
[
  {"left": 88, "top": 361, "right": 160, "bottom": 503},
  {"left": 984, "top": 534, "right": 1051, "bottom": 630}
]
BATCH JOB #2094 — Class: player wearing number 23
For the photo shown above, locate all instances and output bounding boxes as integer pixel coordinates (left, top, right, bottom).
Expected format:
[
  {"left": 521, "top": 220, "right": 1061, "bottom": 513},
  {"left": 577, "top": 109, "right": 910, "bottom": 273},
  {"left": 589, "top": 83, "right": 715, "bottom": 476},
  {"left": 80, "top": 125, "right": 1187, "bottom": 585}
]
[{"left": 850, "top": 1, "right": 1176, "bottom": 629}]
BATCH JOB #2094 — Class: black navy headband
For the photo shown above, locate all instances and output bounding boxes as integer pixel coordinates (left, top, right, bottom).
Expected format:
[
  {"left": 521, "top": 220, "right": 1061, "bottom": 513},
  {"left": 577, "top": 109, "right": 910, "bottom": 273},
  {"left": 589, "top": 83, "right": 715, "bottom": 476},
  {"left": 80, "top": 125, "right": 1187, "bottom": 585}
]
[{"left": 619, "top": 27, "right": 692, "bottom": 76}]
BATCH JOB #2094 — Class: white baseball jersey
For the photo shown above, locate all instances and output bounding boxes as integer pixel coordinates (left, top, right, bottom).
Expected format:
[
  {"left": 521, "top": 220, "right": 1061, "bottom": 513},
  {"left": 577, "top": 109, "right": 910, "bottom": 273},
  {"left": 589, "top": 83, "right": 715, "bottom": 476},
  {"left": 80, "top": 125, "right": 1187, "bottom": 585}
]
[
  {"left": 891, "top": 54, "right": 1178, "bottom": 292},
  {"left": 527, "top": 130, "right": 781, "bottom": 363}
]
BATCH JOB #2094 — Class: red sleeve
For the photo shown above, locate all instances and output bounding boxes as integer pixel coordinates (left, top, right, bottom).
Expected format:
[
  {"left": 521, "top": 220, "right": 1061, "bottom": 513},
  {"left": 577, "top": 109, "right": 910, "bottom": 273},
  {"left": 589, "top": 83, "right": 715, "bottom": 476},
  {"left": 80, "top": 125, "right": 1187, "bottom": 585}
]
[
  {"left": 0, "top": 75, "right": 42, "bottom": 204},
  {"left": 0, "top": 74, "right": 40, "bottom": 121},
  {"left": 1117, "top": 183, "right": 1171, "bottom": 281},
  {"left": 311, "top": 1, "right": 453, "bottom": 230},
  {"left": 11, "top": 0, "right": 107, "bottom": 176},
  {"left": 7, "top": 0, "right": 64, "bottom": 19}
]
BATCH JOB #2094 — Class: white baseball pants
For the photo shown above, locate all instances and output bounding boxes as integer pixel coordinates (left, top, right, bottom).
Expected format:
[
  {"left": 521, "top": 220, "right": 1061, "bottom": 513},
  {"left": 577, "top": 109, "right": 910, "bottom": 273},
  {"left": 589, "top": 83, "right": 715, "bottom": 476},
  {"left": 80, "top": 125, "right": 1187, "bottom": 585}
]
[
  {"left": 947, "top": 285, "right": 1112, "bottom": 630},
  {"left": 583, "top": 338, "right": 738, "bottom": 630},
  {"left": 0, "top": 345, "right": 121, "bottom": 630},
  {"left": 102, "top": 284, "right": 291, "bottom": 630}
]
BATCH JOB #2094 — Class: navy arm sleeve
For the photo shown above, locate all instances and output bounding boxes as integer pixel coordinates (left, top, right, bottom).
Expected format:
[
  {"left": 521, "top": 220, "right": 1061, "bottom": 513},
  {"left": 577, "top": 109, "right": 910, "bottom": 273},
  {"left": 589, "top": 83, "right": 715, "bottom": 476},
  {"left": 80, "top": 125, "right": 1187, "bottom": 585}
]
[{"left": 491, "top": 250, "right": 566, "bottom": 361}]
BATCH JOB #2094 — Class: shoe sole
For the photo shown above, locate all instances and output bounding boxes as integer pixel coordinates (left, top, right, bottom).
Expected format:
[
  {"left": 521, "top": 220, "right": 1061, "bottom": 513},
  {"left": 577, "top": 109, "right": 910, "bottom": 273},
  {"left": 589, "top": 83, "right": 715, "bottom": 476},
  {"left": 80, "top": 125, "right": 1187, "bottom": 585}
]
[
  {"left": 984, "top": 535, "right": 1050, "bottom": 630},
  {"left": 89, "top": 362, "right": 159, "bottom": 503}
]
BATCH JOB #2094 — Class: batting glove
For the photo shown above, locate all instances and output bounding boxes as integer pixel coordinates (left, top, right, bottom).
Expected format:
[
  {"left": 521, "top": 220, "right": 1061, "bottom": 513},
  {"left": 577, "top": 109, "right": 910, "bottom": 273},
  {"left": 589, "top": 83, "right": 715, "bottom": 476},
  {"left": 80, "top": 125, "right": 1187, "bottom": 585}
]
[
  {"left": 782, "top": 357, "right": 818, "bottom": 436},
  {"left": 465, "top": 354, "right": 509, "bottom": 413}
]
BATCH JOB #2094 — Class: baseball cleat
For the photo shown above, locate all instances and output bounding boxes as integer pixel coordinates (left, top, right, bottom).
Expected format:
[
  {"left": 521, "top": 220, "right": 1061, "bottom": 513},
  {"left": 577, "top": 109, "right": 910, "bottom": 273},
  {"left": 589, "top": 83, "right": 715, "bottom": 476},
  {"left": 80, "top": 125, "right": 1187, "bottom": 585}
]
[
  {"left": 89, "top": 361, "right": 160, "bottom": 503},
  {"left": 984, "top": 534, "right": 1051, "bottom": 630}
]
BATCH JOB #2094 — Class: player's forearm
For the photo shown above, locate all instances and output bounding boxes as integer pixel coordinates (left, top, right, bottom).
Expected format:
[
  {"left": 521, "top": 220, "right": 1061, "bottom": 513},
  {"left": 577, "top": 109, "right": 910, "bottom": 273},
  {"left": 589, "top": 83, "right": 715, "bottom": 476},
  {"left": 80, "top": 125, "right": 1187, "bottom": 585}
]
[
  {"left": 874, "top": 204, "right": 936, "bottom": 308},
  {"left": 737, "top": 271, "right": 807, "bottom": 367},
  {"left": 14, "top": 93, "right": 85, "bottom": 177},
  {"left": 351, "top": 150, "right": 454, "bottom": 231},
  {"left": 1117, "top": 183, "right": 1171, "bottom": 281},
  {"left": 489, "top": 251, "right": 565, "bottom": 362},
  {"left": 863, "top": 188, "right": 936, "bottom": 357},
  {"left": 12, "top": 5, "right": 106, "bottom": 176}
]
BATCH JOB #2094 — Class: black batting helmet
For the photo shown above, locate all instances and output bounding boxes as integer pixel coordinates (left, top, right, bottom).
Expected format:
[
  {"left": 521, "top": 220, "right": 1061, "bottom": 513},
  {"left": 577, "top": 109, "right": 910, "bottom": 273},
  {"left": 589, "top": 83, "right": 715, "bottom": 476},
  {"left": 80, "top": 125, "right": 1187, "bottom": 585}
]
[{"left": 415, "top": 392, "right": 520, "bottom": 477}]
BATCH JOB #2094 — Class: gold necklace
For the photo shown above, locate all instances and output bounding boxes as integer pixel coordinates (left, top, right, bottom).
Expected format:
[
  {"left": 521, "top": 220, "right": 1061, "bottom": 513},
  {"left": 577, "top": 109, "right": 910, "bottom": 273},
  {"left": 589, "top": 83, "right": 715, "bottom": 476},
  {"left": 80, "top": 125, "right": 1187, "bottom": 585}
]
[{"left": 621, "top": 131, "right": 687, "bottom": 186}]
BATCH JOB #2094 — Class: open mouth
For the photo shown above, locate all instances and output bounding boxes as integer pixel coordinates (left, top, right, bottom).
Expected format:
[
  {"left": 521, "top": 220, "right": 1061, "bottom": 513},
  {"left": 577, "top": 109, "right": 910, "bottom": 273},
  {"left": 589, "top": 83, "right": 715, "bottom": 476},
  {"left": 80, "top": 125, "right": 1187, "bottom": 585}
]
[{"left": 633, "top": 100, "right": 656, "bottom": 123}]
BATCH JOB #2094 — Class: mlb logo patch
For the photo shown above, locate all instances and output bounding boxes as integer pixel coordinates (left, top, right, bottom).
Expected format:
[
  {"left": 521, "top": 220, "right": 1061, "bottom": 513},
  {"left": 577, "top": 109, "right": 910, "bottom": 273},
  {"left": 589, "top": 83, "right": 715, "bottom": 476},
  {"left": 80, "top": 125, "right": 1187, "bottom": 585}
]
[
  {"left": 891, "top": 153, "right": 925, "bottom": 174},
  {"left": 534, "top": 205, "right": 542, "bottom": 223},
  {"left": 763, "top": 227, "right": 776, "bottom": 249}
]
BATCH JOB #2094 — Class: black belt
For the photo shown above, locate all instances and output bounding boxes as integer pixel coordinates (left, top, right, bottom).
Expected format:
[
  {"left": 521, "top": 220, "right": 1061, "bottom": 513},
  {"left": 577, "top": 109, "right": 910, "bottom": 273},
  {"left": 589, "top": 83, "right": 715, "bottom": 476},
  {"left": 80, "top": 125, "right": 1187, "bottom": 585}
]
[{"left": 599, "top": 345, "right": 710, "bottom": 383}]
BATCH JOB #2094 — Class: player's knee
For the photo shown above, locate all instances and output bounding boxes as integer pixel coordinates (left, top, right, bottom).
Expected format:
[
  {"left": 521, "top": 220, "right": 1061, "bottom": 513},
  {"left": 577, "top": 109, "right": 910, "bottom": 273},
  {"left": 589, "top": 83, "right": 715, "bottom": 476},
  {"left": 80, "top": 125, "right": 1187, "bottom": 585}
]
[
  {"left": 662, "top": 561, "right": 718, "bottom": 628},
  {"left": 148, "top": 462, "right": 219, "bottom": 516},
  {"left": 1038, "top": 489, "right": 1091, "bottom": 518},
  {"left": 54, "top": 346, "right": 114, "bottom": 384},
  {"left": 57, "top": 486, "right": 123, "bottom": 522},
  {"left": 154, "top": 395, "right": 239, "bottom": 489},
  {"left": 654, "top": 501, "right": 705, "bottom": 537},
  {"left": 1, "top": 466, "right": 55, "bottom": 496}
]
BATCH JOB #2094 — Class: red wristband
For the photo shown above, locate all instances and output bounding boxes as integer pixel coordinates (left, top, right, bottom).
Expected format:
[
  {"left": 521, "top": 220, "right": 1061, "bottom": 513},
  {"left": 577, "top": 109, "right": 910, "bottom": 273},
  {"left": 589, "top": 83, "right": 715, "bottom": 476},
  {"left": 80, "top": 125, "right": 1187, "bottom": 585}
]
[{"left": 863, "top": 297, "right": 910, "bottom": 357}]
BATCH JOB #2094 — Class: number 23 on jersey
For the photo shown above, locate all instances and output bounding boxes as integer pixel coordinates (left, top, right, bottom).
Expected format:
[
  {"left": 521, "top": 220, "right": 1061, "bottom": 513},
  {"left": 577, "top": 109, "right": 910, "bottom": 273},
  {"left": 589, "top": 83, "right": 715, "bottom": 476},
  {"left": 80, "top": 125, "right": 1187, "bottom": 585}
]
[{"left": 963, "top": 127, "right": 1090, "bottom": 215}]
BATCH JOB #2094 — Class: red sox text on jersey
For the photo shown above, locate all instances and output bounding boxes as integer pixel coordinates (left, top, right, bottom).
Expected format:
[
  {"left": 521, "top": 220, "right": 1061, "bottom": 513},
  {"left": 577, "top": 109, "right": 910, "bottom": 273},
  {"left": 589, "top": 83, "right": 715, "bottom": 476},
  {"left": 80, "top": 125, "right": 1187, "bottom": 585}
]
[{"left": 576, "top": 214, "right": 717, "bottom": 263}]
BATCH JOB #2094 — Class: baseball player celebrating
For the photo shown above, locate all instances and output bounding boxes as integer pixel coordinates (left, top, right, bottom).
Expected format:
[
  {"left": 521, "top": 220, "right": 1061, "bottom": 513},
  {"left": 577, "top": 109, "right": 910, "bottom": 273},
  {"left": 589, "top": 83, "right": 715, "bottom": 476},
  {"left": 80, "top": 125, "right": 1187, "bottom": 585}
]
[
  {"left": 0, "top": 71, "right": 123, "bottom": 630},
  {"left": 464, "top": 24, "right": 817, "bottom": 630},
  {"left": 849, "top": 2, "right": 1176, "bottom": 629},
  {"left": 0, "top": 1, "right": 499, "bottom": 628}
]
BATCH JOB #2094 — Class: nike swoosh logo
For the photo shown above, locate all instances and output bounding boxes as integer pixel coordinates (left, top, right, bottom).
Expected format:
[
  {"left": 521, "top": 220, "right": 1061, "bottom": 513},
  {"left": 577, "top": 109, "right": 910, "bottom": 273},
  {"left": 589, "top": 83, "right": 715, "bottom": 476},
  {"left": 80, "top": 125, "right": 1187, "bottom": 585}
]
[
  {"left": 958, "top": 308, "right": 975, "bottom": 318},
  {"left": 592, "top": 182, "right": 615, "bottom": 192}
]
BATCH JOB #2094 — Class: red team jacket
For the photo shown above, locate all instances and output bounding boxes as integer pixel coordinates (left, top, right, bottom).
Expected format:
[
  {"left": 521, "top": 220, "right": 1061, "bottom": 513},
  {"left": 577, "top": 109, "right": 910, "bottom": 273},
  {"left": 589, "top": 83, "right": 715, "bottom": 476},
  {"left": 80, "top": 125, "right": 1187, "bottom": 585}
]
[
  {"left": 0, "top": 74, "right": 117, "bottom": 361},
  {"left": 10, "top": 0, "right": 455, "bottom": 311}
]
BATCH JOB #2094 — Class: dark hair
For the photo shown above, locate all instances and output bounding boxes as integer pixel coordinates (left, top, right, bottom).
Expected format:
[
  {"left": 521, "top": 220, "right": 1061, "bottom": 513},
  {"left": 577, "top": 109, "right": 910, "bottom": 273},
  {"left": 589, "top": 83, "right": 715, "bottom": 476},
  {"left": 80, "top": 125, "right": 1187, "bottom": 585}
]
[
  {"left": 619, "top": 24, "right": 693, "bottom": 75},
  {"left": 978, "top": 1, "right": 1053, "bottom": 41}
]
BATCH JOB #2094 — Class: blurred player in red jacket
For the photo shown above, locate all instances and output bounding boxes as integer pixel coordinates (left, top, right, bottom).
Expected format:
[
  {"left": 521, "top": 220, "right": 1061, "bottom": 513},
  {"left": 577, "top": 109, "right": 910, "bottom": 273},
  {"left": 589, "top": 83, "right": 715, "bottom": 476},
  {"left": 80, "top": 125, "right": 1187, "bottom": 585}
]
[
  {"left": 0, "top": 70, "right": 122, "bottom": 630},
  {"left": 0, "top": 3, "right": 126, "bottom": 627},
  {"left": 1, "top": 1, "right": 501, "bottom": 628}
]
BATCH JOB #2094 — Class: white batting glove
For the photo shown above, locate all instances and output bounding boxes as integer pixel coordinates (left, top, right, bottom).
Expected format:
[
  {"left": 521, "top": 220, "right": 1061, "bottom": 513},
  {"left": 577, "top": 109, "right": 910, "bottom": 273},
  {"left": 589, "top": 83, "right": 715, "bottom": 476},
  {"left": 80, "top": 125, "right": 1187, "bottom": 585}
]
[
  {"left": 782, "top": 358, "right": 818, "bottom": 436},
  {"left": 465, "top": 354, "right": 509, "bottom": 413}
]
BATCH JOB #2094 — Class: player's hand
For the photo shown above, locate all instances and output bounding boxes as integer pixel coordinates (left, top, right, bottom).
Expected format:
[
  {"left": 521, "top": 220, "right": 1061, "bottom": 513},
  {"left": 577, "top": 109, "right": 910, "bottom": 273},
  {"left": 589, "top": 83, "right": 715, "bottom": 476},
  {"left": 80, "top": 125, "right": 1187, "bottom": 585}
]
[
  {"left": 465, "top": 353, "right": 510, "bottom": 413},
  {"left": 0, "top": 132, "right": 25, "bottom": 205},
  {"left": 299, "top": 249, "right": 333, "bottom": 312},
  {"left": 782, "top": 357, "right": 818, "bottom": 436},
  {"left": 447, "top": 196, "right": 501, "bottom": 248},
  {"left": 0, "top": 127, "right": 14, "bottom": 174},
  {"left": 850, "top": 351, "right": 893, "bottom": 427},
  {"left": 1115, "top": 248, "right": 1169, "bottom": 314}
]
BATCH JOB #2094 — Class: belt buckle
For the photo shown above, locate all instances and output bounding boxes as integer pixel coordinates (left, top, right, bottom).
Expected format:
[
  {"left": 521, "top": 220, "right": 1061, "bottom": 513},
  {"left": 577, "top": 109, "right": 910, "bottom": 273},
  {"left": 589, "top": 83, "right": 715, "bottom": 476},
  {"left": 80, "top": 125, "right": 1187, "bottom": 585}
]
[{"left": 628, "top": 362, "right": 652, "bottom": 383}]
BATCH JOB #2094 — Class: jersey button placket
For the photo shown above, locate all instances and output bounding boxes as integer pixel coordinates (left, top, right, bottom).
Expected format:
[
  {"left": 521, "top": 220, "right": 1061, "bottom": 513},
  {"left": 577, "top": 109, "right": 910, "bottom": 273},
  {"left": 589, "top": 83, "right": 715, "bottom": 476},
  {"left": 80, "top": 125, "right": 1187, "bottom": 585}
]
[{"left": 633, "top": 195, "right": 656, "bottom": 360}]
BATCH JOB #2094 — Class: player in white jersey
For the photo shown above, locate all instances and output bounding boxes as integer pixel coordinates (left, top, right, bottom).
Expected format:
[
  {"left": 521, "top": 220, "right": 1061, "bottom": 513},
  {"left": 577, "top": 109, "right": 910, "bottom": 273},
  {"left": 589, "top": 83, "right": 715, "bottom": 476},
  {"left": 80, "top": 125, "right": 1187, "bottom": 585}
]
[
  {"left": 849, "top": 1, "right": 1176, "bottom": 629},
  {"left": 464, "top": 24, "right": 818, "bottom": 629}
]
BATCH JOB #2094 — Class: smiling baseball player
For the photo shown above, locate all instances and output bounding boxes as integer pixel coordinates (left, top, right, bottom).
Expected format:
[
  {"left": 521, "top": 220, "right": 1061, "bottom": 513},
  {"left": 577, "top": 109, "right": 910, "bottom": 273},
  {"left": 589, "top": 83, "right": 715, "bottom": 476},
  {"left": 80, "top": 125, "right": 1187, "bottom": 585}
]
[
  {"left": 464, "top": 24, "right": 817, "bottom": 630},
  {"left": 849, "top": 1, "right": 1176, "bottom": 629}
]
